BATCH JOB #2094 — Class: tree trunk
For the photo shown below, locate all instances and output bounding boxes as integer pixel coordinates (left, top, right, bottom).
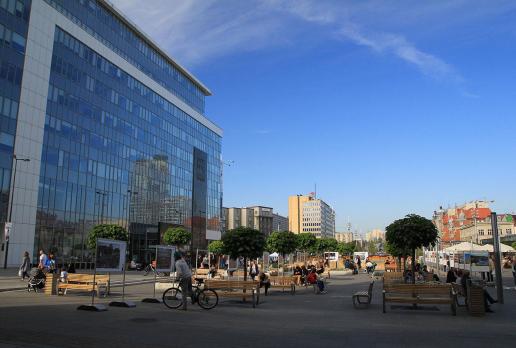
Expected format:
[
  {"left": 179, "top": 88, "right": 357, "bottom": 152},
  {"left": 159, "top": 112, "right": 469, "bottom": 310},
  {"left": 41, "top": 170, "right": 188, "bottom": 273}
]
[
  {"left": 411, "top": 249, "right": 416, "bottom": 284},
  {"left": 243, "top": 257, "right": 247, "bottom": 281}
]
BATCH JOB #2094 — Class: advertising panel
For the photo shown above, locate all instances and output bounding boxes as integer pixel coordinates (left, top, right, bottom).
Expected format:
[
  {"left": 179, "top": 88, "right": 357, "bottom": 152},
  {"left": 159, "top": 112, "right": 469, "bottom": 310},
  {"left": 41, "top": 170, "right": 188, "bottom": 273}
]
[
  {"left": 470, "top": 251, "right": 489, "bottom": 272},
  {"left": 96, "top": 238, "right": 127, "bottom": 272},
  {"left": 155, "top": 245, "right": 176, "bottom": 272}
]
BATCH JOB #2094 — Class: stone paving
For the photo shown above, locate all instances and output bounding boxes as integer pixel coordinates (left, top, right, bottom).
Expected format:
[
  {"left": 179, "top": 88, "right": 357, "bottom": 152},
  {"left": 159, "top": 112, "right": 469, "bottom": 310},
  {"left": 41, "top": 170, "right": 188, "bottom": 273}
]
[{"left": 0, "top": 270, "right": 515, "bottom": 347}]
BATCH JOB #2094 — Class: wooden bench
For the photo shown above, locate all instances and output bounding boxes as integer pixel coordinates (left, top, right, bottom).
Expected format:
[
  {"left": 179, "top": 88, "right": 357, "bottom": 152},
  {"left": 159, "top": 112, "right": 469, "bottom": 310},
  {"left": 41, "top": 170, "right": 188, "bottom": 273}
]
[
  {"left": 204, "top": 279, "right": 260, "bottom": 308},
  {"left": 353, "top": 281, "right": 374, "bottom": 308},
  {"left": 268, "top": 276, "right": 296, "bottom": 295},
  {"left": 57, "top": 274, "right": 110, "bottom": 297},
  {"left": 383, "top": 283, "right": 456, "bottom": 315},
  {"left": 383, "top": 271, "right": 404, "bottom": 285}
]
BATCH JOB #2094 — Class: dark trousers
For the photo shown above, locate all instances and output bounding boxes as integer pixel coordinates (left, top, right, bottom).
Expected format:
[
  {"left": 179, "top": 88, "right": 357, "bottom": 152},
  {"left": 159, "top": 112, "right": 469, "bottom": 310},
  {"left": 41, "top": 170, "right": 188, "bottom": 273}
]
[
  {"left": 179, "top": 277, "right": 193, "bottom": 310},
  {"left": 260, "top": 281, "right": 270, "bottom": 295},
  {"left": 21, "top": 271, "right": 29, "bottom": 279},
  {"left": 487, "top": 272, "right": 493, "bottom": 282}
]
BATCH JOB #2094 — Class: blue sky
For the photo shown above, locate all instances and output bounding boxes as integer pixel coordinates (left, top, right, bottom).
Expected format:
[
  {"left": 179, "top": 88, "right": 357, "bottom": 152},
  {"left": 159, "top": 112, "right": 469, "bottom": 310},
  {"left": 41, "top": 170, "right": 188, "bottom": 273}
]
[{"left": 112, "top": 0, "right": 516, "bottom": 234}]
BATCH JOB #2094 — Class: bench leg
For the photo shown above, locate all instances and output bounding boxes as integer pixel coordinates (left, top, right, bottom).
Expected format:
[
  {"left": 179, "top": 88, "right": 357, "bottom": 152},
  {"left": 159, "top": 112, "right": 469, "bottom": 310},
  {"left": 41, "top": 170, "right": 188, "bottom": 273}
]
[
  {"left": 382, "top": 292, "right": 386, "bottom": 313},
  {"left": 291, "top": 284, "right": 295, "bottom": 295},
  {"left": 252, "top": 291, "right": 256, "bottom": 308},
  {"left": 352, "top": 296, "right": 357, "bottom": 308},
  {"left": 451, "top": 296, "right": 457, "bottom": 316}
]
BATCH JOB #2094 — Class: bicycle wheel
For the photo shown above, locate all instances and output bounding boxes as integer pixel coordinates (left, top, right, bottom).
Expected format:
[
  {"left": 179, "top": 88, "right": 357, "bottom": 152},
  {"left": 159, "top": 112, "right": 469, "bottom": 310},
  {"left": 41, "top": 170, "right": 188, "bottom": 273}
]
[
  {"left": 162, "top": 287, "right": 183, "bottom": 309},
  {"left": 197, "top": 288, "right": 218, "bottom": 310}
]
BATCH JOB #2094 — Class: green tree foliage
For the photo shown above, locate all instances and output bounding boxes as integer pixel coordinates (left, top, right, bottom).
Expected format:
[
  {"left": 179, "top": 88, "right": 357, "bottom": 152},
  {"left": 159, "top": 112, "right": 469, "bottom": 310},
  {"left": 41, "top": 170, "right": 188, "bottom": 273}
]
[
  {"left": 337, "top": 242, "right": 356, "bottom": 255},
  {"left": 512, "top": 242, "right": 516, "bottom": 250},
  {"left": 386, "top": 214, "right": 438, "bottom": 282},
  {"left": 163, "top": 227, "right": 192, "bottom": 247},
  {"left": 208, "top": 240, "right": 224, "bottom": 255},
  {"left": 296, "top": 233, "right": 317, "bottom": 253},
  {"left": 266, "top": 231, "right": 298, "bottom": 256},
  {"left": 367, "top": 242, "right": 378, "bottom": 255},
  {"left": 87, "top": 224, "right": 128, "bottom": 250},
  {"left": 222, "top": 227, "right": 265, "bottom": 280},
  {"left": 314, "top": 237, "right": 338, "bottom": 254}
]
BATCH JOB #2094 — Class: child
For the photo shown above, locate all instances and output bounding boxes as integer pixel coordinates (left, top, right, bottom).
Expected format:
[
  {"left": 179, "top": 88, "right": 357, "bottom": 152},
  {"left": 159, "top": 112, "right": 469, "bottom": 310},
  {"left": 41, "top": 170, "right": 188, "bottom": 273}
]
[{"left": 59, "top": 267, "right": 68, "bottom": 283}]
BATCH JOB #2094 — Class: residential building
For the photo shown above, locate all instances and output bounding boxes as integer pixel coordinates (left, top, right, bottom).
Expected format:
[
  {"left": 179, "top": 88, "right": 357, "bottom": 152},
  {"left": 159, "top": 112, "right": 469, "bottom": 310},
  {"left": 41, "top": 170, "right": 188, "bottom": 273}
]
[
  {"left": 288, "top": 194, "right": 335, "bottom": 238},
  {"left": 272, "top": 213, "right": 288, "bottom": 232},
  {"left": 0, "top": 0, "right": 223, "bottom": 267},
  {"left": 224, "top": 206, "right": 274, "bottom": 236},
  {"left": 432, "top": 200, "right": 492, "bottom": 243},
  {"left": 366, "top": 229, "right": 385, "bottom": 242},
  {"left": 335, "top": 232, "right": 353, "bottom": 243},
  {"left": 460, "top": 214, "right": 514, "bottom": 243}
]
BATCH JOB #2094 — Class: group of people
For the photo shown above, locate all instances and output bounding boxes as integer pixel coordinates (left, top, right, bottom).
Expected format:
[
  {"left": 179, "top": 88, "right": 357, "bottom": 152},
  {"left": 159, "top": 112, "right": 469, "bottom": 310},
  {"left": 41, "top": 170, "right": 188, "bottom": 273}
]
[
  {"left": 402, "top": 264, "right": 439, "bottom": 283},
  {"left": 292, "top": 263, "right": 327, "bottom": 293},
  {"left": 19, "top": 249, "right": 76, "bottom": 283},
  {"left": 446, "top": 268, "right": 497, "bottom": 313}
]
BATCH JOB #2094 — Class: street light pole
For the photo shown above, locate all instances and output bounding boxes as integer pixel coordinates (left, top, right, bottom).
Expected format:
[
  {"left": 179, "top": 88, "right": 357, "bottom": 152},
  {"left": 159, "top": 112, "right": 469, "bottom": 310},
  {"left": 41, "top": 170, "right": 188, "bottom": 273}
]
[
  {"left": 3, "top": 155, "right": 30, "bottom": 269},
  {"left": 126, "top": 190, "right": 138, "bottom": 258}
]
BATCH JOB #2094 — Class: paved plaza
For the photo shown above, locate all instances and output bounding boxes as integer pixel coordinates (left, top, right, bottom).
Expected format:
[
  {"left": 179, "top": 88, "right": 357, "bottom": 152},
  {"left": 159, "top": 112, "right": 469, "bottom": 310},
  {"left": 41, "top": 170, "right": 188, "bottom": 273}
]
[{"left": 0, "top": 270, "right": 515, "bottom": 348}]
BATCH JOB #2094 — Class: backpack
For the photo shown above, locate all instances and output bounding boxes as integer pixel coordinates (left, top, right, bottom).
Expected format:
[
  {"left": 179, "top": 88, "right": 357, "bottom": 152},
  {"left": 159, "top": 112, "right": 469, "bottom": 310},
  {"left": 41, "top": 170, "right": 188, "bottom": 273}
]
[{"left": 307, "top": 273, "right": 317, "bottom": 284}]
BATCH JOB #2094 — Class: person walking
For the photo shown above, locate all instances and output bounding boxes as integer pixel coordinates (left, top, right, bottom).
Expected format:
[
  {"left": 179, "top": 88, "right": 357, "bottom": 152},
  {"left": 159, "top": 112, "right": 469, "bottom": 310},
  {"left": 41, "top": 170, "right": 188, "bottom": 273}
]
[
  {"left": 249, "top": 261, "right": 259, "bottom": 281},
  {"left": 19, "top": 251, "right": 31, "bottom": 280},
  {"left": 174, "top": 252, "right": 192, "bottom": 310}
]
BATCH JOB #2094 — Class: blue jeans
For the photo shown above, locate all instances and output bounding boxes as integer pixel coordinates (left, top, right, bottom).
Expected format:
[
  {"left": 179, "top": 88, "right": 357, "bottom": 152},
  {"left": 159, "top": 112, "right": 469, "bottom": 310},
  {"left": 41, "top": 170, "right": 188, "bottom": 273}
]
[{"left": 317, "top": 280, "right": 324, "bottom": 291}]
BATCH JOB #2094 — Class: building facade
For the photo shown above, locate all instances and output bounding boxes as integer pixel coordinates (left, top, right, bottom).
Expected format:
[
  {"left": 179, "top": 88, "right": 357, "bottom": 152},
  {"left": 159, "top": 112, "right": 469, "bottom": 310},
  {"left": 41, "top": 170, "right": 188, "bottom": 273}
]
[
  {"left": 272, "top": 213, "right": 288, "bottom": 232},
  {"left": 432, "top": 200, "right": 492, "bottom": 243},
  {"left": 288, "top": 194, "right": 335, "bottom": 238},
  {"left": 0, "top": 0, "right": 223, "bottom": 267},
  {"left": 335, "top": 232, "right": 353, "bottom": 243},
  {"left": 459, "top": 214, "right": 514, "bottom": 244},
  {"left": 365, "top": 229, "right": 385, "bottom": 242},
  {"left": 223, "top": 206, "right": 274, "bottom": 236}
]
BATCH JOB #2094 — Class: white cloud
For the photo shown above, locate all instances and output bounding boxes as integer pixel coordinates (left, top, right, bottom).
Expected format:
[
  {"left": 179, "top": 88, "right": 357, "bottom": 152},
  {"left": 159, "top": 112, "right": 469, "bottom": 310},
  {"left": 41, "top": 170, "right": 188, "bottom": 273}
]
[{"left": 111, "top": 0, "right": 515, "bottom": 90}]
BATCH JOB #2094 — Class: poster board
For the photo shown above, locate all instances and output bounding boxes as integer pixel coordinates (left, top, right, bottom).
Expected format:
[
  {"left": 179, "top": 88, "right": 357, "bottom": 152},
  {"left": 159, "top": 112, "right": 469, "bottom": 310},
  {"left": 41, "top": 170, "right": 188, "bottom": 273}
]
[
  {"left": 470, "top": 251, "right": 489, "bottom": 272},
  {"left": 155, "top": 245, "right": 176, "bottom": 272},
  {"left": 96, "top": 238, "right": 126, "bottom": 272}
]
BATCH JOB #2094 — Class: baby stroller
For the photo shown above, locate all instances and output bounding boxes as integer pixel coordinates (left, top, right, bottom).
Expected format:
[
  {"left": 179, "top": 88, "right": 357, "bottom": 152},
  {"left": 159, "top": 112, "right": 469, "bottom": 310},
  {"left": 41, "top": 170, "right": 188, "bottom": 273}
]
[{"left": 27, "top": 267, "right": 46, "bottom": 292}]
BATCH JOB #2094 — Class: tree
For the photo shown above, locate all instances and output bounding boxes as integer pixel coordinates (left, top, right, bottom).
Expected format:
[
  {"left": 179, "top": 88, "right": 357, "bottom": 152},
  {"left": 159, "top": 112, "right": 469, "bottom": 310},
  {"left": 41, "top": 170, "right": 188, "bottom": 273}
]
[
  {"left": 163, "top": 226, "right": 192, "bottom": 249},
  {"left": 266, "top": 231, "right": 298, "bottom": 272},
  {"left": 337, "top": 242, "right": 356, "bottom": 256},
  {"left": 367, "top": 242, "right": 378, "bottom": 255},
  {"left": 87, "top": 224, "right": 128, "bottom": 250},
  {"left": 221, "top": 227, "right": 265, "bottom": 281},
  {"left": 296, "top": 233, "right": 317, "bottom": 253},
  {"left": 385, "top": 241, "right": 411, "bottom": 272},
  {"left": 208, "top": 240, "right": 224, "bottom": 269},
  {"left": 314, "top": 238, "right": 338, "bottom": 255},
  {"left": 386, "top": 214, "right": 438, "bottom": 283},
  {"left": 266, "top": 231, "right": 298, "bottom": 256}
]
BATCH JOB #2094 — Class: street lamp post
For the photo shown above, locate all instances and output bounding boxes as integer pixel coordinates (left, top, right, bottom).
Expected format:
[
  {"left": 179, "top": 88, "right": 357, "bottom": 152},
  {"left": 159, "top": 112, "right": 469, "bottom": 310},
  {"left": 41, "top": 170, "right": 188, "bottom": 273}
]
[{"left": 3, "top": 155, "right": 30, "bottom": 269}]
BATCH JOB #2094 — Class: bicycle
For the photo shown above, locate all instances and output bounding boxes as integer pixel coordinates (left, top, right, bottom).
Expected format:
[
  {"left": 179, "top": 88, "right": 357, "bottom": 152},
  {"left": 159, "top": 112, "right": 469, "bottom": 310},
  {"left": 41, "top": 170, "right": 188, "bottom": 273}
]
[
  {"left": 143, "top": 262, "right": 165, "bottom": 277},
  {"left": 162, "top": 277, "right": 218, "bottom": 310}
]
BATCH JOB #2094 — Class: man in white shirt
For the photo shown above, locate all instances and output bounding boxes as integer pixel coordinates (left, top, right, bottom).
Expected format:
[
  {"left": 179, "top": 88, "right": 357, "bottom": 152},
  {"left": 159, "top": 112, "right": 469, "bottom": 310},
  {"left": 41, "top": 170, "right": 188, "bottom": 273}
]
[
  {"left": 39, "top": 250, "right": 48, "bottom": 271},
  {"left": 175, "top": 252, "right": 192, "bottom": 310}
]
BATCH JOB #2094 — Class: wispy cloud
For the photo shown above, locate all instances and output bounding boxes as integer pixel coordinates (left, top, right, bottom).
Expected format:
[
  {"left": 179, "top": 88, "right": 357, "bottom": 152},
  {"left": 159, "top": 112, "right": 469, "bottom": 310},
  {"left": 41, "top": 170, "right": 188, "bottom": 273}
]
[{"left": 111, "top": 0, "right": 516, "bottom": 91}]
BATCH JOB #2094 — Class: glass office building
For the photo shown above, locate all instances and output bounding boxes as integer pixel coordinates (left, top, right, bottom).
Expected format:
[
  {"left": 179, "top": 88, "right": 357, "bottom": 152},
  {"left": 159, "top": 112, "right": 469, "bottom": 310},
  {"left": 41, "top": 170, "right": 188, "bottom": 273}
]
[{"left": 0, "top": 0, "right": 223, "bottom": 267}]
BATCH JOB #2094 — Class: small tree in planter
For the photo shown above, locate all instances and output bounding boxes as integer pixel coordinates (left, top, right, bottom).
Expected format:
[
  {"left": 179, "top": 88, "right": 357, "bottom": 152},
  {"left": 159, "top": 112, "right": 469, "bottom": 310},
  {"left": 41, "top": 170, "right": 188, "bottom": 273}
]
[
  {"left": 208, "top": 240, "right": 224, "bottom": 269},
  {"left": 163, "top": 226, "right": 192, "bottom": 251},
  {"left": 386, "top": 214, "right": 438, "bottom": 283},
  {"left": 266, "top": 231, "right": 298, "bottom": 273},
  {"left": 221, "top": 227, "right": 265, "bottom": 281},
  {"left": 87, "top": 224, "right": 128, "bottom": 251}
]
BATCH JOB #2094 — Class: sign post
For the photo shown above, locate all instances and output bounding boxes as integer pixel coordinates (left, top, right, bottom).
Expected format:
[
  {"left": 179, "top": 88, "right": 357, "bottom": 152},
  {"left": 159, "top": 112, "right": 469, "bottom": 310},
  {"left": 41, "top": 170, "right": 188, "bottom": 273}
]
[
  {"left": 78, "top": 238, "right": 128, "bottom": 312},
  {"left": 490, "top": 212, "right": 504, "bottom": 304}
]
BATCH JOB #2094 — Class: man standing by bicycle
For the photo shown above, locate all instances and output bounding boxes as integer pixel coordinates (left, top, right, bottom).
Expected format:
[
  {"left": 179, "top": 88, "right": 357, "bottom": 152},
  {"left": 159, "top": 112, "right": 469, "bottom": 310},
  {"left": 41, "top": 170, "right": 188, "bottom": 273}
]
[{"left": 175, "top": 252, "right": 193, "bottom": 310}]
